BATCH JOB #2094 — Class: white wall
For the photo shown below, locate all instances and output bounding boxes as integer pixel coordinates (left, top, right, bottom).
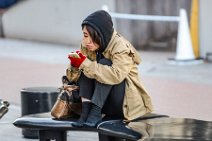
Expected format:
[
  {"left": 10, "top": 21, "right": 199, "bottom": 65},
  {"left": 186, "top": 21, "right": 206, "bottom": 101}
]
[
  {"left": 2, "top": 0, "right": 115, "bottom": 46},
  {"left": 199, "top": 0, "right": 212, "bottom": 58}
]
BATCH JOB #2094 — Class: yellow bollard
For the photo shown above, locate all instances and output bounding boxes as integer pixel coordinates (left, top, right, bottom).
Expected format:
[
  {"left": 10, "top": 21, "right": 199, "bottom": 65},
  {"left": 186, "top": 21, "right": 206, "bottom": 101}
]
[{"left": 190, "top": 0, "right": 199, "bottom": 58}]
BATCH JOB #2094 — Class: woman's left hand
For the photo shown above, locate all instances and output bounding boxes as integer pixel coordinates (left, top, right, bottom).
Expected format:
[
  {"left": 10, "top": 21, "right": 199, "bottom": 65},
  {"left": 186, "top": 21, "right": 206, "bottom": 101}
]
[{"left": 68, "top": 51, "right": 86, "bottom": 68}]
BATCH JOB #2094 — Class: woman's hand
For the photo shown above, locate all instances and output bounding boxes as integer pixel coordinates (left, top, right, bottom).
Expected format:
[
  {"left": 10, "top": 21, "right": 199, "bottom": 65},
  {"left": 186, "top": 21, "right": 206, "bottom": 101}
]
[{"left": 68, "top": 51, "right": 86, "bottom": 68}]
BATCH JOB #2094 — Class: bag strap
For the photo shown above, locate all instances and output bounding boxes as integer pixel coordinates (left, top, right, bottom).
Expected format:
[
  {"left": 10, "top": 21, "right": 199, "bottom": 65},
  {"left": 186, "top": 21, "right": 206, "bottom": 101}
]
[
  {"left": 63, "top": 85, "right": 79, "bottom": 91},
  {"left": 64, "top": 91, "right": 71, "bottom": 104}
]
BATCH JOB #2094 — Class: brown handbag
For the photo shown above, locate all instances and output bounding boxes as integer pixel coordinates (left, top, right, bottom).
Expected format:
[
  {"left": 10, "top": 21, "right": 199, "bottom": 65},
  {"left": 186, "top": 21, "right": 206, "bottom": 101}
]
[{"left": 51, "top": 86, "right": 81, "bottom": 119}]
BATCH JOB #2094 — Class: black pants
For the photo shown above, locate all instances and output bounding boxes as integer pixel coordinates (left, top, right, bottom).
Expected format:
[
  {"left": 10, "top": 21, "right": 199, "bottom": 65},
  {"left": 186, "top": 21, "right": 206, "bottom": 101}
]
[{"left": 77, "top": 58, "right": 125, "bottom": 118}]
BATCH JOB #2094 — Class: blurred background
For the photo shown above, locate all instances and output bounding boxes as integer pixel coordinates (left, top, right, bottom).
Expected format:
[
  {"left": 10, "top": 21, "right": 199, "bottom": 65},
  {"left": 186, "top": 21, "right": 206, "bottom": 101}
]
[
  {"left": 0, "top": 0, "right": 211, "bottom": 58},
  {"left": 0, "top": 0, "right": 210, "bottom": 56}
]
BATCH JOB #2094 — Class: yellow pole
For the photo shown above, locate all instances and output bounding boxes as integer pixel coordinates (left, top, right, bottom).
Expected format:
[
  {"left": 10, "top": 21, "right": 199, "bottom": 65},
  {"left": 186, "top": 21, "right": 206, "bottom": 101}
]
[{"left": 190, "top": 0, "right": 199, "bottom": 58}]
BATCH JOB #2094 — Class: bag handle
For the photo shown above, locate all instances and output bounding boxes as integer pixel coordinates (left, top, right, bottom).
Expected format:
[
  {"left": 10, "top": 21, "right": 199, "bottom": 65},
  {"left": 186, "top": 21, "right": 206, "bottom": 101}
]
[{"left": 63, "top": 85, "right": 79, "bottom": 91}]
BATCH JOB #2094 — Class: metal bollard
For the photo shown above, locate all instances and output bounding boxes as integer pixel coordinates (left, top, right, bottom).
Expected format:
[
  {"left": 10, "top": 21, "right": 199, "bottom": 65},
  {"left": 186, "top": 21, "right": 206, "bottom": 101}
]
[{"left": 20, "top": 87, "right": 59, "bottom": 139}]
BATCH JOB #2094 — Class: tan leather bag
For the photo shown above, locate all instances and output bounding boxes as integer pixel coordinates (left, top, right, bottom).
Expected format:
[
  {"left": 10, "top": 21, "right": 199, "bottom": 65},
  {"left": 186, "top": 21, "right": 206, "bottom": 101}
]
[{"left": 51, "top": 85, "right": 81, "bottom": 119}]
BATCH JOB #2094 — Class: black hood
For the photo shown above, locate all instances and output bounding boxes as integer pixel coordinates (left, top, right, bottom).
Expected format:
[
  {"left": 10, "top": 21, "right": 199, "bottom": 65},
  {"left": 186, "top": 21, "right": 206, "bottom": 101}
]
[{"left": 82, "top": 10, "right": 114, "bottom": 53}]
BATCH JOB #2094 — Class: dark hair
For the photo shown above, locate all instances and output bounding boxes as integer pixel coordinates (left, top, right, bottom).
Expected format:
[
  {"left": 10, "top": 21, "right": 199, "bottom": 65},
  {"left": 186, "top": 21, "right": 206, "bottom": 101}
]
[{"left": 82, "top": 25, "right": 101, "bottom": 46}]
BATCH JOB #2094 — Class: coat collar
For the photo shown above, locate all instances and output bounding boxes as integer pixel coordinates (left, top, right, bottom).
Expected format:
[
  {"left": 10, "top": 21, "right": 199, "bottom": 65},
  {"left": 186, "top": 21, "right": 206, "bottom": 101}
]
[{"left": 104, "top": 30, "right": 118, "bottom": 52}]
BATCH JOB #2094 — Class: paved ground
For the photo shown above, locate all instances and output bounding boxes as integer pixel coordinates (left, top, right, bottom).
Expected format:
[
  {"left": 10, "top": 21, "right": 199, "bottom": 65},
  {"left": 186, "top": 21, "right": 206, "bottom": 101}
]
[{"left": 0, "top": 38, "right": 212, "bottom": 141}]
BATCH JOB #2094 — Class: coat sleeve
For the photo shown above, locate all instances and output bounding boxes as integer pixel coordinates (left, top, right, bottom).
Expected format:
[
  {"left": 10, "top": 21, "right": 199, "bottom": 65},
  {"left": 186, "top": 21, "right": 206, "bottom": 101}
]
[{"left": 79, "top": 43, "right": 135, "bottom": 85}]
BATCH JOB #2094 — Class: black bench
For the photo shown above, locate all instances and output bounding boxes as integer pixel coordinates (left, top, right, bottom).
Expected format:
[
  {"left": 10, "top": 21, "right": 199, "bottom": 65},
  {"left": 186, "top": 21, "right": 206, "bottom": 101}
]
[{"left": 13, "top": 112, "right": 168, "bottom": 141}]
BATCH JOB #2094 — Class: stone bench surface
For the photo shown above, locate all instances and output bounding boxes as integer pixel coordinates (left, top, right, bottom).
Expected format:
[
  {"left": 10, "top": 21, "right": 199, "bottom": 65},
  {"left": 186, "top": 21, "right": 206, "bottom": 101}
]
[
  {"left": 13, "top": 112, "right": 168, "bottom": 141},
  {"left": 14, "top": 112, "right": 212, "bottom": 140},
  {"left": 13, "top": 112, "right": 167, "bottom": 130}
]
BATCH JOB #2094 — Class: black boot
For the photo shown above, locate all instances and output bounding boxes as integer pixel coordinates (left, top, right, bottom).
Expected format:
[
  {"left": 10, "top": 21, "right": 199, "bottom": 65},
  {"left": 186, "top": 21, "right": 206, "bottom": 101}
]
[
  {"left": 83, "top": 104, "right": 102, "bottom": 128},
  {"left": 72, "top": 102, "right": 91, "bottom": 127}
]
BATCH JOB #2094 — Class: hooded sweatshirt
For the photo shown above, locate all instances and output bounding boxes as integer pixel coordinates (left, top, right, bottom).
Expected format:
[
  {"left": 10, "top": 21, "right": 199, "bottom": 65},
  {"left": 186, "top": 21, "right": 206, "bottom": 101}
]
[{"left": 81, "top": 10, "right": 114, "bottom": 61}]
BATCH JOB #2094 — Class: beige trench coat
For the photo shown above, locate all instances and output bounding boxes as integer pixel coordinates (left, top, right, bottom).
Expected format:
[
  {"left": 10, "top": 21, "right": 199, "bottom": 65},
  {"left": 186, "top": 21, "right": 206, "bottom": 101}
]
[{"left": 79, "top": 30, "right": 153, "bottom": 120}]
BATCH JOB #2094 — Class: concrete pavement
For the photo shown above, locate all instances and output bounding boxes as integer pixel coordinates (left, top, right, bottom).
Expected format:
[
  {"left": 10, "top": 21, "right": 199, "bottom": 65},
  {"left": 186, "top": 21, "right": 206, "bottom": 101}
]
[{"left": 0, "top": 38, "right": 212, "bottom": 141}]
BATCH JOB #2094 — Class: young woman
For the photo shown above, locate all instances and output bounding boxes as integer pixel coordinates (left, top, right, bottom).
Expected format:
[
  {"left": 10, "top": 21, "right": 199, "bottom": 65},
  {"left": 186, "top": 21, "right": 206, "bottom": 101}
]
[{"left": 68, "top": 10, "right": 153, "bottom": 128}]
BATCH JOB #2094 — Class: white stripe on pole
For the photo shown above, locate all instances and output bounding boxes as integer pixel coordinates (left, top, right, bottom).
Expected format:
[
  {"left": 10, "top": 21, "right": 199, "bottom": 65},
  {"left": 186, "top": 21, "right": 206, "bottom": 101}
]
[
  {"left": 102, "top": 5, "right": 179, "bottom": 22},
  {"left": 110, "top": 12, "right": 179, "bottom": 22}
]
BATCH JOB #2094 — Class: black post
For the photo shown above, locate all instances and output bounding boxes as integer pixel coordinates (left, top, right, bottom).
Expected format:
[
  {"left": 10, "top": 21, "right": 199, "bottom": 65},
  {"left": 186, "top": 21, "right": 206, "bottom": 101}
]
[
  {"left": 39, "top": 130, "right": 67, "bottom": 141},
  {"left": 21, "top": 87, "right": 59, "bottom": 138}
]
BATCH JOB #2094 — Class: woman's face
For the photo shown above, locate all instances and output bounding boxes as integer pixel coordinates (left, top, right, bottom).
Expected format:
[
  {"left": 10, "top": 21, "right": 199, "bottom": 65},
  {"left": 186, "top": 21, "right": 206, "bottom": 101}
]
[{"left": 82, "top": 26, "right": 100, "bottom": 51}]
